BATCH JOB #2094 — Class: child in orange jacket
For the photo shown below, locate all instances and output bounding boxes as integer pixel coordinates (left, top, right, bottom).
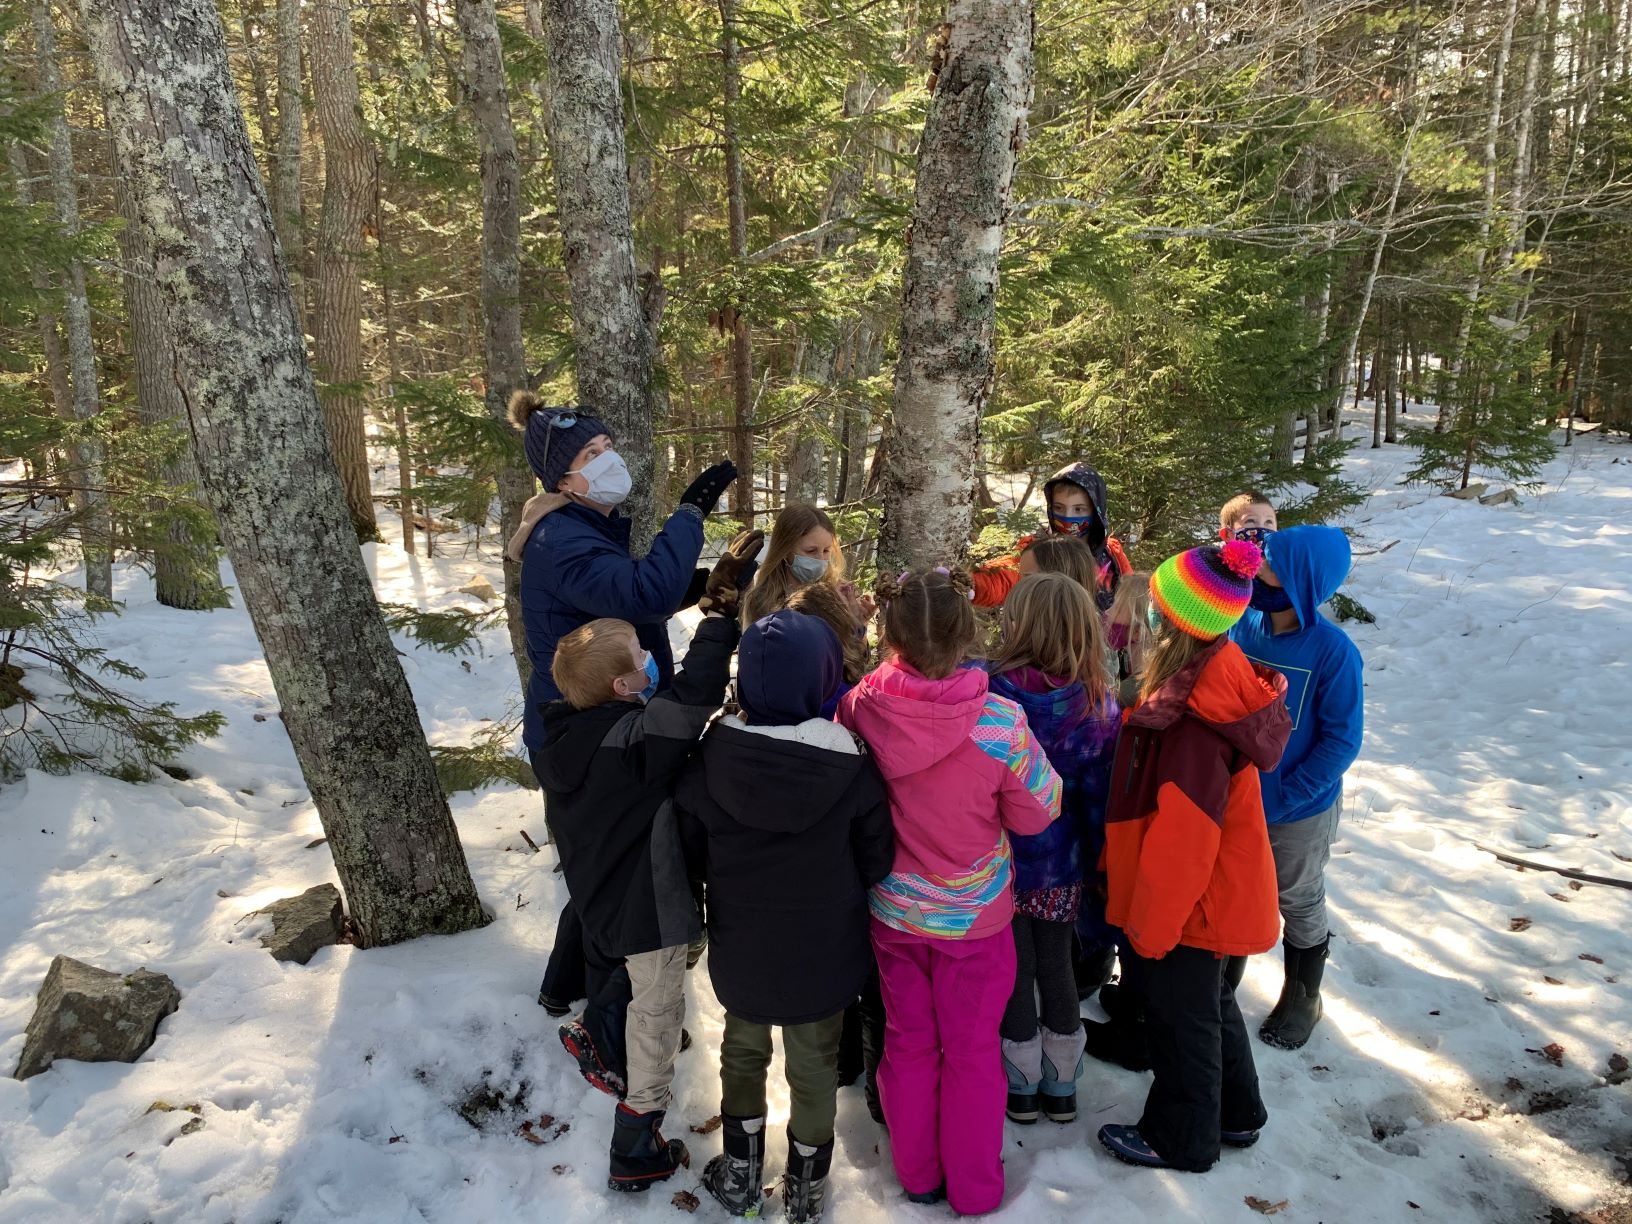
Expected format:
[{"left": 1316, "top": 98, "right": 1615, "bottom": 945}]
[{"left": 1097, "top": 540, "right": 1291, "bottom": 1173}]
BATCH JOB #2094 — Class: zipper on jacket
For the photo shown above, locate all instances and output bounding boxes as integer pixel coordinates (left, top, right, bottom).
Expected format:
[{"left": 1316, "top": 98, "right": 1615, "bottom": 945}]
[{"left": 1123, "top": 735, "right": 1142, "bottom": 794}]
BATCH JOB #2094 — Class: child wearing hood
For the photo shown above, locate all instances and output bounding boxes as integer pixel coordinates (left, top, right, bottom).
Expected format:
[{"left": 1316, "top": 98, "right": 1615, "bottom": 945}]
[
  {"left": 839, "top": 568, "right": 1064, "bottom": 1216},
  {"left": 1097, "top": 541, "right": 1291, "bottom": 1172},
  {"left": 972, "top": 461, "right": 1132, "bottom": 610},
  {"left": 986, "top": 573, "right": 1122, "bottom": 1126},
  {"left": 1229, "top": 524, "right": 1364, "bottom": 1050},
  {"left": 677, "top": 610, "right": 895, "bottom": 1222}
]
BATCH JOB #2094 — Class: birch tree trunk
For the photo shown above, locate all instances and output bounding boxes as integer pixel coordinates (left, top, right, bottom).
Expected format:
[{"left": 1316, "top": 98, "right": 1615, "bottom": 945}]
[
  {"left": 540, "top": 0, "right": 657, "bottom": 548},
  {"left": 311, "top": 0, "right": 379, "bottom": 540},
  {"left": 880, "top": 1, "right": 1034, "bottom": 572},
  {"left": 111, "top": 144, "right": 228, "bottom": 610},
  {"left": 81, "top": 0, "right": 486, "bottom": 947},
  {"left": 34, "top": 0, "right": 112, "bottom": 600},
  {"left": 456, "top": 0, "right": 537, "bottom": 695},
  {"left": 274, "top": 0, "right": 305, "bottom": 295}
]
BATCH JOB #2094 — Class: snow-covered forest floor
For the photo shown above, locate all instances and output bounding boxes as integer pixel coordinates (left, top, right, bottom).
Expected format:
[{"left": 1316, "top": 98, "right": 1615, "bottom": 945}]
[{"left": 2, "top": 418, "right": 1630, "bottom": 1223}]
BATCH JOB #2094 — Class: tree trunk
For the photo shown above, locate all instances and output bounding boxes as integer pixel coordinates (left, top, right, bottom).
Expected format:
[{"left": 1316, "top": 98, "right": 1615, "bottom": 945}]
[
  {"left": 719, "top": 0, "right": 756, "bottom": 523},
  {"left": 310, "top": 0, "right": 379, "bottom": 540},
  {"left": 35, "top": 1, "right": 112, "bottom": 600},
  {"left": 111, "top": 136, "right": 228, "bottom": 610},
  {"left": 241, "top": 0, "right": 277, "bottom": 164},
  {"left": 83, "top": 0, "right": 486, "bottom": 947},
  {"left": 274, "top": 0, "right": 305, "bottom": 295},
  {"left": 540, "top": 0, "right": 658, "bottom": 549},
  {"left": 7, "top": 142, "right": 75, "bottom": 435},
  {"left": 456, "top": 0, "right": 537, "bottom": 696},
  {"left": 879, "top": 3, "right": 1033, "bottom": 573}
]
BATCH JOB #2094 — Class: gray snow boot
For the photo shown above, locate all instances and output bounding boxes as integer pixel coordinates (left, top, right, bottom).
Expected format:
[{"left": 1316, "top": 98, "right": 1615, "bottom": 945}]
[
  {"left": 781, "top": 1131, "right": 833, "bottom": 1222},
  {"left": 1040, "top": 1024, "right": 1087, "bottom": 1123},
  {"left": 1002, "top": 1033, "right": 1043, "bottom": 1123},
  {"left": 702, "top": 1113, "right": 764, "bottom": 1217},
  {"left": 1260, "top": 937, "right": 1328, "bottom": 1050}
]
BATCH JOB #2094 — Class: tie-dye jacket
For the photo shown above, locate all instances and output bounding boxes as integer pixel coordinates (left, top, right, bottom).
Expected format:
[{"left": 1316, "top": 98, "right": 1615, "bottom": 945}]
[
  {"left": 838, "top": 658, "right": 1063, "bottom": 941},
  {"left": 985, "top": 667, "right": 1122, "bottom": 931}
]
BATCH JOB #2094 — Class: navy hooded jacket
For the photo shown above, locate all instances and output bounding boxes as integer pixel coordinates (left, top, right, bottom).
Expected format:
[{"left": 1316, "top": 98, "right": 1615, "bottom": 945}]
[
  {"left": 520, "top": 501, "right": 705, "bottom": 751},
  {"left": 1229, "top": 525, "right": 1364, "bottom": 825}
]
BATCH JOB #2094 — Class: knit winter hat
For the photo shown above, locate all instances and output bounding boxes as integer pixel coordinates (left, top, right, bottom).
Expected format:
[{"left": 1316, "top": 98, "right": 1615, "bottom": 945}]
[
  {"left": 737, "top": 610, "right": 843, "bottom": 727},
  {"left": 1150, "top": 539, "right": 1263, "bottom": 640},
  {"left": 522, "top": 406, "right": 613, "bottom": 493}
]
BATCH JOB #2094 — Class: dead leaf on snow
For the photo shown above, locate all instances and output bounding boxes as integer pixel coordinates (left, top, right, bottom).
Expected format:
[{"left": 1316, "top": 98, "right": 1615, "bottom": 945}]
[
  {"left": 1579, "top": 953, "right": 1604, "bottom": 964},
  {"left": 672, "top": 1189, "right": 700, "bottom": 1212},
  {"left": 690, "top": 1115, "right": 723, "bottom": 1134},
  {"left": 1510, "top": 917, "right": 1533, "bottom": 932},
  {"left": 1544, "top": 975, "right": 1565, "bottom": 985},
  {"left": 1245, "top": 1196, "right": 1290, "bottom": 1215}
]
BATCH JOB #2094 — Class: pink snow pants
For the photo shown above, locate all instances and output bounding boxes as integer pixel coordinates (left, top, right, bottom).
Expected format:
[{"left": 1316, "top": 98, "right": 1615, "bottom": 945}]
[{"left": 872, "top": 917, "right": 1017, "bottom": 1216}]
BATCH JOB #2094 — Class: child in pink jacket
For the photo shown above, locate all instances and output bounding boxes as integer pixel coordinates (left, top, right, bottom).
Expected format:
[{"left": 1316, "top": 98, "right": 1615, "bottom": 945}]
[{"left": 839, "top": 568, "right": 1063, "bottom": 1215}]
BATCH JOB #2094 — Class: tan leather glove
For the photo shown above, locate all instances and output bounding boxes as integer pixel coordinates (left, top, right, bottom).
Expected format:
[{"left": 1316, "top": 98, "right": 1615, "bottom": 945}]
[{"left": 695, "top": 529, "right": 765, "bottom": 618}]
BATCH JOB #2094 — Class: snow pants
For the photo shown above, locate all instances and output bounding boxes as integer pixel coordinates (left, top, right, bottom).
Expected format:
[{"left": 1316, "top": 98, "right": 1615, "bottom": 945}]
[
  {"left": 872, "top": 919, "right": 1015, "bottom": 1216},
  {"left": 1267, "top": 800, "right": 1342, "bottom": 948},
  {"left": 624, "top": 944, "right": 688, "bottom": 1114},
  {"left": 1128, "top": 943, "right": 1267, "bottom": 1171}
]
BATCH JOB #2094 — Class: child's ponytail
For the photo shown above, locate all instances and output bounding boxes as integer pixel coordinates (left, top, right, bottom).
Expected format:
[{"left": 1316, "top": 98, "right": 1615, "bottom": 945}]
[{"left": 877, "top": 566, "right": 979, "bottom": 680}]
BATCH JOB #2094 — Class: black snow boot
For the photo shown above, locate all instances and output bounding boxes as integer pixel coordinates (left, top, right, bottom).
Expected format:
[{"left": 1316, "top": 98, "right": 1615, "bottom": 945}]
[
  {"left": 607, "top": 1104, "right": 689, "bottom": 1193},
  {"left": 782, "top": 1131, "right": 834, "bottom": 1223},
  {"left": 1083, "top": 983, "right": 1151, "bottom": 1072},
  {"left": 702, "top": 1112, "right": 764, "bottom": 1216},
  {"left": 1074, "top": 941, "right": 1118, "bottom": 1001},
  {"left": 1259, "top": 937, "right": 1328, "bottom": 1050}
]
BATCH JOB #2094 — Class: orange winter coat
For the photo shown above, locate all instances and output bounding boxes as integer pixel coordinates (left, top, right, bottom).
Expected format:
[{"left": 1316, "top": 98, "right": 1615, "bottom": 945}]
[{"left": 1103, "top": 637, "right": 1291, "bottom": 960}]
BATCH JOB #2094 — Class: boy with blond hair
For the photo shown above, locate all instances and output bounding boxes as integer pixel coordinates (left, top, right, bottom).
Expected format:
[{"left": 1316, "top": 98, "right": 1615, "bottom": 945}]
[{"left": 535, "top": 530, "right": 762, "bottom": 1193}]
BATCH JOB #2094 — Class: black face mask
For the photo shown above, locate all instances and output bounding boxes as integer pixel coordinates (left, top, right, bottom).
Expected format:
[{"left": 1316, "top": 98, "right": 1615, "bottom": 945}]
[{"left": 1250, "top": 578, "right": 1294, "bottom": 613}]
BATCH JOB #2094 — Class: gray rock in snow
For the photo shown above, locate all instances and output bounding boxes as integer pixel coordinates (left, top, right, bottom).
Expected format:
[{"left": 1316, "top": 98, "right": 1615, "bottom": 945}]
[
  {"left": 1478, "top": 488, "right": 1519, "bottom": 506},
  {"left": 13, "top": 956, "right": 180, "bottom": 1080},
  {"left": 258, "top": 883, "right": 344, "bottom": 965},
  {"left": 1446, "top": 482, "right": 1490, "bottom": 500}
]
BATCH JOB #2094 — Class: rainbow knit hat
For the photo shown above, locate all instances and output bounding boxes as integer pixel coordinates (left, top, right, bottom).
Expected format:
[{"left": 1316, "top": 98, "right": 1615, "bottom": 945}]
[{"left": 1150, "top": 539, "right": 1263, "bottom": 640}]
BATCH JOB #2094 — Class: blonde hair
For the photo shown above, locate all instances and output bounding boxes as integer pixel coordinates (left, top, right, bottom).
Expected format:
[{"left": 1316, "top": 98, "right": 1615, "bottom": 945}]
[
  {"left": 875, "top": 568, "right": 979, "bottom": 680},
  {"left": 741, "top": 504, "right": 846, "bottom": 625},
  {"left": 1107, "top": 570, "right": 1154, "bottom": 680},
  {"left": 1139, "top": 611, "right": 1212, "bottom": 704},
  {"left": 1021, "top": 534, "right": 1099, "bottom": 591},
  {"left": 1219, "top": 490, "right": 1274, "bottom": 533},
  {"left": 992, "top": 572, "right": 1109, "bottom": 707},
  {"left": 552, "top": 618, "right": 640, "bottom": 709},
  {"left": 784, "top": 581, "right": 869, "bottom": 684}
]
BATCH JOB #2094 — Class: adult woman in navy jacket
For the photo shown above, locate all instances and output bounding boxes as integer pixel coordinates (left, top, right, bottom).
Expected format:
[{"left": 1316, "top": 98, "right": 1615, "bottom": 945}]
[{"left": 510, "top": 391, "right": 738, "bottom": 1051}]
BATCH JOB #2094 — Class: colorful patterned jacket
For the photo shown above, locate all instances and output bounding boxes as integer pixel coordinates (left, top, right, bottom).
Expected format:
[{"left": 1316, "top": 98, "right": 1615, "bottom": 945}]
[
  {"left": 986, "top": 668, "right": 1122, "bottom": 933},
  {"left": 838, "top": 658, "right": 1063, "bottom": 941}
]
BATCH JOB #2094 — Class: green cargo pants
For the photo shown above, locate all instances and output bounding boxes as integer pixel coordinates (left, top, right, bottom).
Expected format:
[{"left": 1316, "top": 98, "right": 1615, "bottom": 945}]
[{"left": 719, "top": 1009, "right": 844, "bottom": 1145}]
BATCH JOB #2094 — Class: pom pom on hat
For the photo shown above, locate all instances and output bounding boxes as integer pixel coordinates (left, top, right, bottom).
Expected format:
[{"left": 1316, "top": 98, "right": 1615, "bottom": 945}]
[{"left": 1150, "top": 542, "right": 1260, "bottom": 640}]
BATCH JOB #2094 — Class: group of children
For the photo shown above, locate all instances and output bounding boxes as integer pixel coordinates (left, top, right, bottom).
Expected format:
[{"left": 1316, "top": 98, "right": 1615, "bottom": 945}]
[{"left": 533, "top": 468, "right": 1364, "bottom": 1218}]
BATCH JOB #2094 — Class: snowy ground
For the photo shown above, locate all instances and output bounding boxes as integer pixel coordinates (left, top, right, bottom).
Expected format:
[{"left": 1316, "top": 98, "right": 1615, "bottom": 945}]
[{"left": 2, "top": 419, "right": 1630, "bottom": 1223}]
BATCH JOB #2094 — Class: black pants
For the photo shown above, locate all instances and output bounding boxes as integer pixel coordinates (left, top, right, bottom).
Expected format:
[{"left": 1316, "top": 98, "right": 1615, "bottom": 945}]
[
  {"left": 837, "top": 966, "right": 885, "bottom": 1120},
  {"left": 1001, "top": 915, "right": 1079, "bottom": 1041},
  {"left": 541, "top": 900, "right": 587, "bottom": 1004},
  {"left": 1127, "top": 944, "right": 1266, "bottom": 1171}
]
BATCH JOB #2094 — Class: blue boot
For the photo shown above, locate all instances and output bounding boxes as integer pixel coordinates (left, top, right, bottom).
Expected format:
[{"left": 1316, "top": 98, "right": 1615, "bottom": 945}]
[
  {"left": 1002, "top": 1034, "right": 1043, "bottom": 1124},
  {"left": 1040, "top": 1024, "right": 1087, "bottom": 1123}
]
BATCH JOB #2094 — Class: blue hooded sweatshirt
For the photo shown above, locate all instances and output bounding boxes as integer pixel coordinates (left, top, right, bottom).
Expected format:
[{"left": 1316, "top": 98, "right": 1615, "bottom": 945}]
[{"left": 1229, "top": 525, "right": 1364, "bottom": 825}]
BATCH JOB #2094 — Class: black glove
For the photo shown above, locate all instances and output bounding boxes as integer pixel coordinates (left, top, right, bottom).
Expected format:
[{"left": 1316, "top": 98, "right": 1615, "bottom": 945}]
[{"left": 679, "top": 459, "right": 738, "bottom": 516}]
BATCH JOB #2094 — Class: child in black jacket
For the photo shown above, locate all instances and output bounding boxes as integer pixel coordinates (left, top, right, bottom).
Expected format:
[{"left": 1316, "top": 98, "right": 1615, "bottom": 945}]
[
  {"left": 534, "top": 530, "right": 762, "bottom": 1194},
  {"left": 678, "top": 610, "right": 895, "bottom": 1222}
]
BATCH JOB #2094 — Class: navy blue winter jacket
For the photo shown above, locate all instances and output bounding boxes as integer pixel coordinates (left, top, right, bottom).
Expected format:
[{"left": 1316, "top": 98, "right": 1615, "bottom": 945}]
[
  {"left": 1230, "top": 525, "right": 1364, "bottom": 825},
  {"left": 520, "top": 501, "right": 705, "bottom": 750}
]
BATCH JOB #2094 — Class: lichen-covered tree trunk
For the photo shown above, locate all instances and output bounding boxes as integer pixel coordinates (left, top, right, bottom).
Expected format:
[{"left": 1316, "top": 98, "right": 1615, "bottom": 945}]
[
  {"left": 81, "top": 0, "right": 486, "bottom": 947},
  {"left": 111, "top": 149, "right": 228, "bottom": 610},
  {"left": 310, "top": 0, "right": 379, "bottom": 540},
  {"left": 540, "top": 0, "right": 657, "bottom": 547},
  {"left": 456, "top": 0, "right": 537, "bottom": 695},
  {"left": 274, "top": 0, "right": 305, "bottom": 297},
  {"left": 34, "top": 1, "right": 112, "bottom": 600},
  {"left": 879, "top": 2, "right": 1034, "bottom": 572}
]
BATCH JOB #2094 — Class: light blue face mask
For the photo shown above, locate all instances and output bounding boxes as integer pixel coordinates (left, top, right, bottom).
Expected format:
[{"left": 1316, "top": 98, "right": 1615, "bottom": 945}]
[
  {"left": 789, "top": 553, "right": 828, "bottom": 583},
  {"left": 637, "top": 652, "right": 659, "bottom": 701}
]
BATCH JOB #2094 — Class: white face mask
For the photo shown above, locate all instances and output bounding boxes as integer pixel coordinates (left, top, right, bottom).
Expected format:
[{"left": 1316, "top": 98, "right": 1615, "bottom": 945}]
[
  {"left": 568, "top": 450, "right": 632, "bottom": 507},
  {"left": 789, "top": 553, "right": 828, "bottom": 583}
]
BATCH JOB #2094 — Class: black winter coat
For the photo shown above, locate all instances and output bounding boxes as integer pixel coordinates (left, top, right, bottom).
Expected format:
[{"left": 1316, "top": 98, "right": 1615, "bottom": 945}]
[
  {"left": 533, "top": 615, "right": 739, "bottom": 960},
  {"left": 677, "top": 717, "right": 895, "bottom": 1026}
]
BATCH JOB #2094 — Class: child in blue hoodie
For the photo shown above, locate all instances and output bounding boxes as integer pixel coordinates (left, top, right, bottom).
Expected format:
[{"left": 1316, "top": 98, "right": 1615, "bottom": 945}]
[{"left": 1229, "top": 524, "right": 1364, "bottom": 1050}]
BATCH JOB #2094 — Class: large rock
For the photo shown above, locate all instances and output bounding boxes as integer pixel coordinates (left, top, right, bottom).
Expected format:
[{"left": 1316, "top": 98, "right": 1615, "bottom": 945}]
[
  {"left": 258, "top": 883, "right": 344, "bottom": 965},
  {"left": 458, "top": 576, "right": 498, "bottom": 602},
  {"left": 1446, "top": 482, "right": 1489, "bottom": 500},
  {"left": 1479, "top": 488, "right": 1519, "bottom": 506},
  {"left": 14, "top": 956, "right": 180, "bottom": 1080}
]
